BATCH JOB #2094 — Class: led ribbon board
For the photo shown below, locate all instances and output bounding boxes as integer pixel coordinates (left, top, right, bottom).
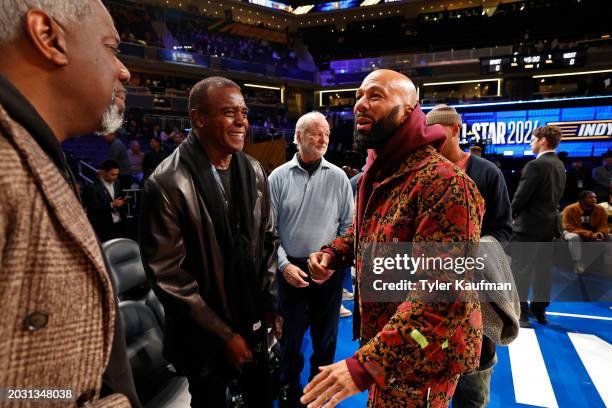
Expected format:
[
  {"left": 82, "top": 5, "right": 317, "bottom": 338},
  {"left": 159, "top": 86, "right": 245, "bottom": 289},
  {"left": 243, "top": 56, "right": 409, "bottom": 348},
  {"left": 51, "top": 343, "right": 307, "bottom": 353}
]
[{"left": 452, "top": 104, "right": 612, "bottom": 156}]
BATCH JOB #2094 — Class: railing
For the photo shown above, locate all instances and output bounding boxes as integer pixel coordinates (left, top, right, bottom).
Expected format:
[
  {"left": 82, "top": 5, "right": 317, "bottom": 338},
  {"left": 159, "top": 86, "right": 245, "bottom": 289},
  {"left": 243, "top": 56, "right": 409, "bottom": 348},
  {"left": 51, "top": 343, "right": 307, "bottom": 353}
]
[
  {"left": 249, "top": 125, "right": 294, "bottom": 145},
  {"left": 328, "top": 45, "right": 515, "bottom": 74},
  {"left": 143, "top": 114, "right": 191, "bottom": 133},
  {"left": 119, "top": 42, "right": 317, "bottom": 83},
  {"left": 321, "top": 45, "right": 515, "bottom": 85},
  {"left": 121, "top": 188, "right": 143, "bottom": 219},
  {"left": 128, "top": 119, "right": 295, "bottom": 145},
  {"left": 78, "top": 160, "right": 97, "bottom": 185}
]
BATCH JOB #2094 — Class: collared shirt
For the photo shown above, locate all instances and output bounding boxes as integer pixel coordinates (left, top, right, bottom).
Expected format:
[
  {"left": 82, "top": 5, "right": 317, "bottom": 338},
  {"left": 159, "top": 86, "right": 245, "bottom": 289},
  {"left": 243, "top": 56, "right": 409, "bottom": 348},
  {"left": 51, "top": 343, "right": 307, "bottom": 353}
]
[
  {"left": 537, "top": 149, "right": 556, "bottom": 158},
  {"left": 269, "top": 153, "right": 354, "bottom": 272},
  {"left": 103, "top": 179, "right": 116, "bottom": 199},
  {"left": 102, "top": 180, "right": 121, "bottom": 224}
]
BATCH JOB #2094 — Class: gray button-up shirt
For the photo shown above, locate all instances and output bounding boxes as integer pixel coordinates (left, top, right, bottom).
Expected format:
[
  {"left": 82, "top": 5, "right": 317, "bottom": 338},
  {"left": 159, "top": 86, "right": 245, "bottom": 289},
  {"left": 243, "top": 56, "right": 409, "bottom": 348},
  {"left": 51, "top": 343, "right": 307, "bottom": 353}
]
[{"left": 269, "top": 154, "right": 354, "bottom": 272}]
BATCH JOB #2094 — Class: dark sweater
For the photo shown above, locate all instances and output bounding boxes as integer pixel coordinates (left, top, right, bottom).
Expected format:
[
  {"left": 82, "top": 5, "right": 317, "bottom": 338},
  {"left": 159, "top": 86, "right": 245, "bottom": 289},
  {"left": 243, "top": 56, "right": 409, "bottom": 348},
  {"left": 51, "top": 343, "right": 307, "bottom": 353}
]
[
  {"left": 466, "top": 154, "right": 513, "bottom": 243},
  {"left": 465, "top": 154, "right": 513, "bottom": 371}
]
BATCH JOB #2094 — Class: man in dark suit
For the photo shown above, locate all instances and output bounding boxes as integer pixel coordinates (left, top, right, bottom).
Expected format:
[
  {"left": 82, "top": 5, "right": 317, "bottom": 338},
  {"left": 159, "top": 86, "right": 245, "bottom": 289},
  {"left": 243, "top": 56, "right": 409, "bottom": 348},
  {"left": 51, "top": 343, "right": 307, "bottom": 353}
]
[
  {"left": 511, "top": 126, "right": 566, "bottom": 327},
  {"left": 83, "top": 159, "right": 128, "bottom": 242}
]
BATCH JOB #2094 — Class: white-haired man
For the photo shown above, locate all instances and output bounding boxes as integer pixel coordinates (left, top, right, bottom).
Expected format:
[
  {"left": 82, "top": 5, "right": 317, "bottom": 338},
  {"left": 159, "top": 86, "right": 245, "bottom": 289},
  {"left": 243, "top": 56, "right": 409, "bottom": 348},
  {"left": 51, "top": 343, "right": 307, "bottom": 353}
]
[
  {"left": 0, "top": 1, "right": 137, "bottom": 407},
  {"left": 269, "top": 111, "right": 354, "bottom": 407}
]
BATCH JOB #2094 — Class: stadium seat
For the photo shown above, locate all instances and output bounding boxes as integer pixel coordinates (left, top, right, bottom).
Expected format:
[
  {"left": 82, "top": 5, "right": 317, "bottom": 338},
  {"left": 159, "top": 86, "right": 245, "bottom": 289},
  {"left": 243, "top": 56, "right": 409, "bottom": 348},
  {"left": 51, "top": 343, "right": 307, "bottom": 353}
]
[{"left": 102, "top": 238, "right": 188, "bottom": 407}]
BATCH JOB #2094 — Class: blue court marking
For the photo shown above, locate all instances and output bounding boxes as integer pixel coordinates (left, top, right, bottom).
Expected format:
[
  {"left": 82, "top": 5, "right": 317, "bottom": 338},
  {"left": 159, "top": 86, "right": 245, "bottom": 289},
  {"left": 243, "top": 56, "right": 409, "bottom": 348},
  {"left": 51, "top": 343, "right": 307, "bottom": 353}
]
[
  {"left": 298, "top": 299, "right": 611, "bottom": 407},
  {"left": 295, "top": 263, "right": 611, "bottom": 407}
]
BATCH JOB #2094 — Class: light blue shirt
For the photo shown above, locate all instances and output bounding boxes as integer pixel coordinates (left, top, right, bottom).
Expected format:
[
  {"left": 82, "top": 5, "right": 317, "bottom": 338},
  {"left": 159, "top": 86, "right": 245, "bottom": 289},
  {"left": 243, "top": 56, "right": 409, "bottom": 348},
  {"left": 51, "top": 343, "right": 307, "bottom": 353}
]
[{"left": 268, "top": 154, "right": 354, "bottom": 272}]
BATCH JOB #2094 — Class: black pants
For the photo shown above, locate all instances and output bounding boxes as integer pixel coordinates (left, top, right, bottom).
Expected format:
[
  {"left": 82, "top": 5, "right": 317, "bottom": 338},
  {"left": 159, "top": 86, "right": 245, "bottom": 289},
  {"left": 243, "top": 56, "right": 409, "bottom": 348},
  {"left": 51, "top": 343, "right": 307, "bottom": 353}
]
[
  {"left": 511, "top": 232, "right": 554, "bottom": 315},
  {"left": 278, "top": 259, "right": 344, "bottom": 389},
  {"left": 187, "top": 362, "right": 274, "bottom": 408}
]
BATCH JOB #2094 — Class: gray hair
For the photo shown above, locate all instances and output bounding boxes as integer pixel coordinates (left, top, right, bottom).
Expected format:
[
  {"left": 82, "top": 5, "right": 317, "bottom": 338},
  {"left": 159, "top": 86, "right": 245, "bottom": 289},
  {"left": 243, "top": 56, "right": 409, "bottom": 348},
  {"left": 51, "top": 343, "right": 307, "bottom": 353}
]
[
  {"left": 293, "top": 111, "right": 328, "bottom": 145},
  {"left": 0, "top": 1, "right": 93, "bottom": 46}
]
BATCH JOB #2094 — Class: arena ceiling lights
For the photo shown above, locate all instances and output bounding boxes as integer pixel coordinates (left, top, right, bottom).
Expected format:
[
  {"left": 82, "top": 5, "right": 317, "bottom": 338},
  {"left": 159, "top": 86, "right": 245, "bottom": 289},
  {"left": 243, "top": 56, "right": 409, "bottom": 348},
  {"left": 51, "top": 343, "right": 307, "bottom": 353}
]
[
  {"left": 317, "top": 87, "right": 358, "bottom": 106},
  {"left": 244, "top": 83, "right": 285, "bottom": 103},
  {"left": 249, "top": 0, "right": 392, "bottom": 14},
  {"left": 360, "top": 0, "right": 382, "bottom": 6},
  {"left": 293, "top": 5, "right": 315, "bottom": 14},
  {"left": 248, "top": 0, "right": 293, "bottom": 13},
  {"left": 532, "top": 69, "right": 612, "bottom": 79},
  {"left": 244, "top": 83, "right": 282, "bottom": 90}
]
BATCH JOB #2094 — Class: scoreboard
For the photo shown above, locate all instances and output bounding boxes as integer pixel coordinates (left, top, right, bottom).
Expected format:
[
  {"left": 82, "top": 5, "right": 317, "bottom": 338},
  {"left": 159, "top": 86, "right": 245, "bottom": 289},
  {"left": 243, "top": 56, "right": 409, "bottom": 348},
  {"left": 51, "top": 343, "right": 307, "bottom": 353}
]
[{"left": 480, "top": 49, "right": 587, "bottom": 73}]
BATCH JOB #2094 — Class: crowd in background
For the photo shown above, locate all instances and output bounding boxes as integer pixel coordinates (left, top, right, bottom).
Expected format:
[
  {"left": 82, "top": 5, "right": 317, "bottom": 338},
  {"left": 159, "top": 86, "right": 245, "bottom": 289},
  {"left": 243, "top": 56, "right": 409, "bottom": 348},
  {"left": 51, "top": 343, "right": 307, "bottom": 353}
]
[{"left": 105, "top": 0, "right": 300, "bottom": 68}]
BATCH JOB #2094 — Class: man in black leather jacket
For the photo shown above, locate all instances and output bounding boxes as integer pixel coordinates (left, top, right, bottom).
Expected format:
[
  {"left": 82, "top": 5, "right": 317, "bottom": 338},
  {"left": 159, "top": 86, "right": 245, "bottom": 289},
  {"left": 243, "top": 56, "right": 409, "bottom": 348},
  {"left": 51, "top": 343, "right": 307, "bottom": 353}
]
[{"left": 140, "top": 76, "right": 281, "bottom": 407}]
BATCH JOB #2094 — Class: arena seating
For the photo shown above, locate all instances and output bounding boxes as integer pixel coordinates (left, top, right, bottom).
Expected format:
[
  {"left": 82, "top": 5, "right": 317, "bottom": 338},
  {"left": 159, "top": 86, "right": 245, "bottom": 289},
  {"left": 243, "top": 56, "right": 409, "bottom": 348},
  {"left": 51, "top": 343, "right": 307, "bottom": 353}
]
[
  {"left": 102, "top": 238, "right": 188, "bottom": 408},
  {"left": 104, "top": 0, "right": 300, "bottom": 69}
]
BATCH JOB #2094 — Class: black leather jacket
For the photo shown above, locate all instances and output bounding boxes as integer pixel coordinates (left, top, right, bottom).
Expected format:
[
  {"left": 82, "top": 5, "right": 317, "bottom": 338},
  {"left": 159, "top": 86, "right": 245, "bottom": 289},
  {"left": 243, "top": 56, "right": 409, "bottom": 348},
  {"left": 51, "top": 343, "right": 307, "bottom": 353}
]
[{"left": 139, "top": 143, "right": 279, "bottom": 374}]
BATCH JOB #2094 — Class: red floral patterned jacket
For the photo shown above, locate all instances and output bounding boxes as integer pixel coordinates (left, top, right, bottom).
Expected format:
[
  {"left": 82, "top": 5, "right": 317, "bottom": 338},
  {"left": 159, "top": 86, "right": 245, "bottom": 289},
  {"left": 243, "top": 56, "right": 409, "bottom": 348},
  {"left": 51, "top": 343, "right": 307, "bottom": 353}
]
[{"left": 323, "top": 145, "right": 485, "bottom": 408}]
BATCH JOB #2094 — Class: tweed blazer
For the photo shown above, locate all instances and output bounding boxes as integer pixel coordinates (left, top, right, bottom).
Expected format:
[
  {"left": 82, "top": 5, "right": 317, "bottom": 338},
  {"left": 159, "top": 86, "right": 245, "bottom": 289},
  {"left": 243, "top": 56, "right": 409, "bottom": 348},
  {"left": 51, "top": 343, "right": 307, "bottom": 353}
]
[{"left": 0, "top": 105, "right": 130, "bottom": 407}]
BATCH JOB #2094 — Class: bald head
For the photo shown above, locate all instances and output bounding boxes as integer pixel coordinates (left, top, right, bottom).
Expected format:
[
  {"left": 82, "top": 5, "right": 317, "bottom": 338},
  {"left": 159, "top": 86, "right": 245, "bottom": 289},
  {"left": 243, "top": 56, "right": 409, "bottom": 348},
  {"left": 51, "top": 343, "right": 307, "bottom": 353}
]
[
  {"left": 353, "top": 69, "right": 418, "bottom": 150},
  {"left": 361, "top": 69, "right": 418, "bottom": 108}
]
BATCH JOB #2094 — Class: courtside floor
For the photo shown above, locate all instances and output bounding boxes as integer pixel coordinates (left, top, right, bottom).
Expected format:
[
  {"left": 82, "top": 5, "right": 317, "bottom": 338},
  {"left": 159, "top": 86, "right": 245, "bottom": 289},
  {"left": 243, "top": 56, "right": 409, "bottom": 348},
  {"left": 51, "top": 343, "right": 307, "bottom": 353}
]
[{"left": 300, "top": 294, "right": 612, "bottom": 407}]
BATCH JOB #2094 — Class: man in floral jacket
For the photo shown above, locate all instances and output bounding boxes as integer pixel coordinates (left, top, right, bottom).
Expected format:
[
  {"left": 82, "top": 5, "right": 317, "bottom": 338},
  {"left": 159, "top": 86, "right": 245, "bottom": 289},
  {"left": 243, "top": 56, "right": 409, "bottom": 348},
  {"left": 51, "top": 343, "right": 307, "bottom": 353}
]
[{"left": 302, "top": 69, "right": 485, "bottom": 408}]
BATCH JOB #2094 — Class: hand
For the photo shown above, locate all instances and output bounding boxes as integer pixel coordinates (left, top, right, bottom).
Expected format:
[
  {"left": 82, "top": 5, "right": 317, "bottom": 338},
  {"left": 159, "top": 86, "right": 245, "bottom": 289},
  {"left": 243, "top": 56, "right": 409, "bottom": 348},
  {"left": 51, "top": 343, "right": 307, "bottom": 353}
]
[
  {"left": 308, "top": 252, "right": 335, "bottom": 284},
  {"left": 593, "top": 232, "right": 605, "bottom": 241},
  {"left": 266, "top": 313, "right": 283, "bottom": 340},
  {"left": 112, "top": 198, "right": 126, "bottom": 208},
  {"left": 283, "top": 263, "right": 309, "bottom": 288},
  {"left": 225, "top": 334, "right": 253, "bottom": 367},
  {"left": 300, "top": 360, "right": 360, "bottom": 408}
]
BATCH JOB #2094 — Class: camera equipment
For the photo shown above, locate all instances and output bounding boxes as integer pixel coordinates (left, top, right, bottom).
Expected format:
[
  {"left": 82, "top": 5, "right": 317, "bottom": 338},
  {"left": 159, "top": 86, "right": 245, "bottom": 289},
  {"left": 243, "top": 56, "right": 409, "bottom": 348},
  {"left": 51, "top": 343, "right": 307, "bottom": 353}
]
[{"left": 225, "top": 378, "right": 245, "bottom": 408}]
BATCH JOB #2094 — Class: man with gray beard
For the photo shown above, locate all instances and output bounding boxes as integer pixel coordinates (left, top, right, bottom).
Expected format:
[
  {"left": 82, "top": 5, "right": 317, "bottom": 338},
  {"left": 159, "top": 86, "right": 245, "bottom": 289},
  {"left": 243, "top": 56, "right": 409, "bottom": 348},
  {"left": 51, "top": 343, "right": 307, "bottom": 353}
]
[{"left": 0, "top": 1, "right": 139, "bottom": 407}]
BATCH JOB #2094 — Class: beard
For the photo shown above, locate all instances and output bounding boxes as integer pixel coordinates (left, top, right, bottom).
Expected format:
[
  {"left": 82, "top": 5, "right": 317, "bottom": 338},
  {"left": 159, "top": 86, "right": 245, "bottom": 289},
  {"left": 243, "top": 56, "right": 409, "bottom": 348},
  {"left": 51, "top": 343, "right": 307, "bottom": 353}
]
[
  {"left": 96, "top": 92, "right": 125, "bottom": 135},
  {"left": 353, "top": 105, "right": 403, "bottom": 152}
]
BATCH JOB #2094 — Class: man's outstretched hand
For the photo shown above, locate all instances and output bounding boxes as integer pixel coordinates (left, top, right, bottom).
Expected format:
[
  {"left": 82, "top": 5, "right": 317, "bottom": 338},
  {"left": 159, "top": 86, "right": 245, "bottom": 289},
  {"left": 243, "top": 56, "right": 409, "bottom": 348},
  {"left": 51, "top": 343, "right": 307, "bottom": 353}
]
[
  {"left": 307, "top": 251, "right": 335, "bottom": 284},
  {"left": 300, "top": 360, "right": 360, "bottom": 408}
]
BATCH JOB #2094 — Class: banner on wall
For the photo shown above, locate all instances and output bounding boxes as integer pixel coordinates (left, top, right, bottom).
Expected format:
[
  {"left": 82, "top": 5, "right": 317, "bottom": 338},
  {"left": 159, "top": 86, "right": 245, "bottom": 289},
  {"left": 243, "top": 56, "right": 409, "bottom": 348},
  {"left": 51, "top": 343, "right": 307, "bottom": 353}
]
[{"left": 547, "top": 120, "right": 612, "bottom": 139}]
